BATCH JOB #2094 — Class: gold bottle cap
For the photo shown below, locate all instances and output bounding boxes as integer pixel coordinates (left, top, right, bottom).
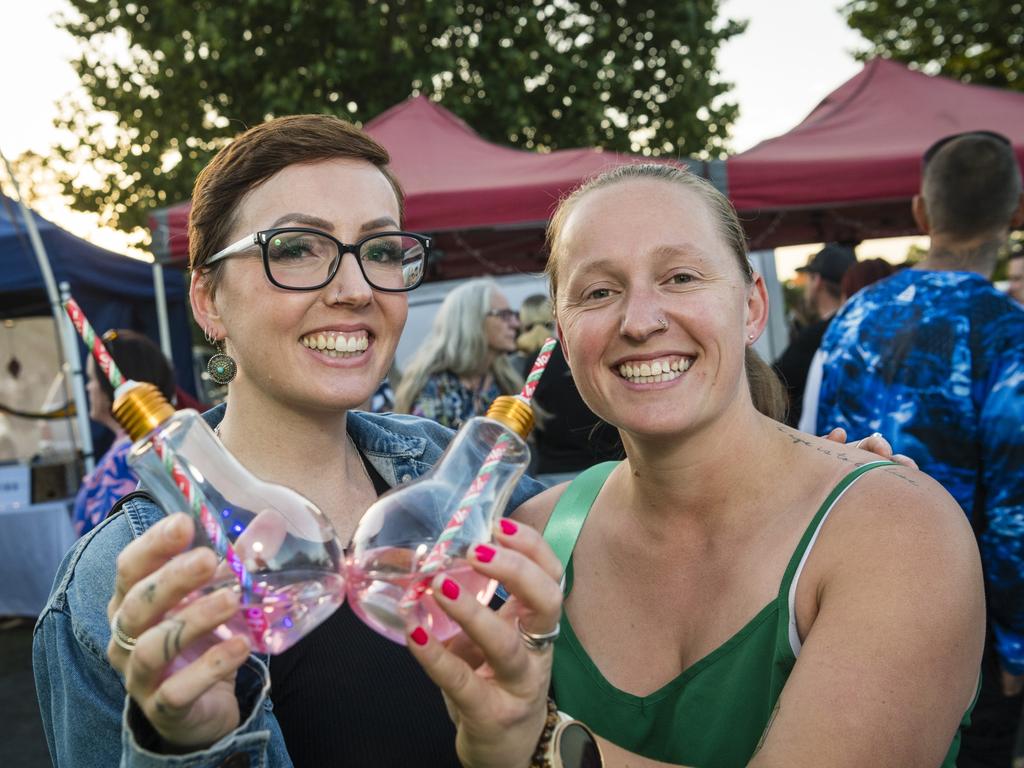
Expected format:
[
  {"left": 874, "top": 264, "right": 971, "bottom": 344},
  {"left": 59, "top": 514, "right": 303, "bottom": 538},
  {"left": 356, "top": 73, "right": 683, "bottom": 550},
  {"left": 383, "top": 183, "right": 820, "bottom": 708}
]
[
  {"left": 112, "top": 381, "right": 175, "bottom": 442},
  {"left": 485, "top": 395, "right": 534, "bottom": 439}
]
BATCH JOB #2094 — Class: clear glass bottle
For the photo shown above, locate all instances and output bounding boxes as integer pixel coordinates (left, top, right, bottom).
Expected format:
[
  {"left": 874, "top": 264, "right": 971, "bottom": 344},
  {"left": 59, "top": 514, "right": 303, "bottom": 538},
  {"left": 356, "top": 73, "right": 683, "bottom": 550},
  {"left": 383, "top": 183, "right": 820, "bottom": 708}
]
[
  {"left": 347, "top": 395, "right": 534, "bottom": 644},
  {"left": 113, "top": 382, "right": 345, "bottom": 655}
]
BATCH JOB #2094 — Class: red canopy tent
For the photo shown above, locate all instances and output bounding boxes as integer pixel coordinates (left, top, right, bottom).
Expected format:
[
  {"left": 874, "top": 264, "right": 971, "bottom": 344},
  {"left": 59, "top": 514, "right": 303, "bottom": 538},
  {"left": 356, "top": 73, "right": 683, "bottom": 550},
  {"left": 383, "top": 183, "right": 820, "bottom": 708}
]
[
  {"left": 149, "top": 97, "right": 693, "bottom": 279},
  {"left": 726, "top": 58, "right": 1024, "bottom": 249}
]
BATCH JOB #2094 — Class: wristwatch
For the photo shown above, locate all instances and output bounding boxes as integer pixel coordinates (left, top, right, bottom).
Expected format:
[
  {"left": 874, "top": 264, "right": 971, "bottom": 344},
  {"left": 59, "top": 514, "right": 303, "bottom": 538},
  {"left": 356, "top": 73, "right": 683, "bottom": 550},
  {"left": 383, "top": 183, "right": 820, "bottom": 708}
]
[{"left": 548, "top": 712, "right": 603, "bottom": 768}]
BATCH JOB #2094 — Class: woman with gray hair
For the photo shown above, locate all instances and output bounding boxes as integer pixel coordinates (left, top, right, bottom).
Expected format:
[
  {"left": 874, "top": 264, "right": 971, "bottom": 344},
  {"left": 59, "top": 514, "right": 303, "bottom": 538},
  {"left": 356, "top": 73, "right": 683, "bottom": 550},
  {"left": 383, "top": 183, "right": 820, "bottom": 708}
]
[{"left": 395, "top": 277, "right": 523, "bottom": 428}]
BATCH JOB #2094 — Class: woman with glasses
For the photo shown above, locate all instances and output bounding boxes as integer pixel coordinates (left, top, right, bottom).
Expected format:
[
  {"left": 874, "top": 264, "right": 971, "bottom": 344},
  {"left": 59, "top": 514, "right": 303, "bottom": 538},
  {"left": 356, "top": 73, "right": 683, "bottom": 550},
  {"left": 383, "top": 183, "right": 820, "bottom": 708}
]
[
  {"left": 33, "top": 115, "right": 554, "bottom": 768},
  {"left": 394, "top": 277, "right": 524, "bottom": 429}
]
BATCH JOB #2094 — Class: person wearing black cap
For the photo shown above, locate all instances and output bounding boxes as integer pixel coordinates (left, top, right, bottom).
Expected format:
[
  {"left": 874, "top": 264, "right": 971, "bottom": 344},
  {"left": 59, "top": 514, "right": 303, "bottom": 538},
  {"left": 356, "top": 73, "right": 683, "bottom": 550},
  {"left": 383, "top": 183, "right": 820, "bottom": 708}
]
[{"left": 772, "top": 242, "right": 856, "bottom": 427}]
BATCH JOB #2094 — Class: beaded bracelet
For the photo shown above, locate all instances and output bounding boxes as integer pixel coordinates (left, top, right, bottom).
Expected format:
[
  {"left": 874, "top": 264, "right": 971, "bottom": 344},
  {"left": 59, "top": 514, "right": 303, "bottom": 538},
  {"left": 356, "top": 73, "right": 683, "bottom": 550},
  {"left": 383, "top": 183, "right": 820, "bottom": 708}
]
[{"left": 528, "top": 698, "right": 561, "bottom": 768}]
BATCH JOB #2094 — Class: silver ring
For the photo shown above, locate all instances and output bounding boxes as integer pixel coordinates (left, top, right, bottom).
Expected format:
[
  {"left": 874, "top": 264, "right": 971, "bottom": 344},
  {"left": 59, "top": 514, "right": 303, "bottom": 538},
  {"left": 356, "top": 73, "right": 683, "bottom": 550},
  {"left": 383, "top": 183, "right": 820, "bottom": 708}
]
[
  {"left": 516, "top": 618, "right": 560, "bottom": 652},
  {"left": 110, "top": 612, "right": 137, "bottom": 652}
]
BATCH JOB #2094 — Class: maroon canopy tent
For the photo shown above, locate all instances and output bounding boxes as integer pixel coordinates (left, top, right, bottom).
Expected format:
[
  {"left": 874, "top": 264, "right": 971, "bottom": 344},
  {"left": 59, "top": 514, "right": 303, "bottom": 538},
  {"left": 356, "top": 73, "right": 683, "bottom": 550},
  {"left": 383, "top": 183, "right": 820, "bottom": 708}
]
[
  {"left": 149, "top": 97, "right": 694, "bottom": 280},
  {"left": 725, "top": 58, "right": 1024, "bottom": 249}
]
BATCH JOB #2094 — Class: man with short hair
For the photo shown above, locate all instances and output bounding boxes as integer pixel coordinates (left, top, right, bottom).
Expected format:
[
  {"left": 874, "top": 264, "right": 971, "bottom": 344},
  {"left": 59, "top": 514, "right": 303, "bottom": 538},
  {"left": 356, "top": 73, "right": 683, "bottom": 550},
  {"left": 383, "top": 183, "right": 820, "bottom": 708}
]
[
  {"left": 816, "top": 131, "right": 1024, "bottom": 768},
  {"left": 773, "top": 243, "right": 856, "bottom": 427},
  {"left": 1007, "top": 247, "right": 1023, "bottom": 305}
]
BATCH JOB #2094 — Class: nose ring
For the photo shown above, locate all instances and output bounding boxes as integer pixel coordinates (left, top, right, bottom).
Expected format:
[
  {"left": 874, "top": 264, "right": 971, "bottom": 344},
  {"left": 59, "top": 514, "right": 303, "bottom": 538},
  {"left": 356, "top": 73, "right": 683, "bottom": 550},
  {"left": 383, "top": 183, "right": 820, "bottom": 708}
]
[{"left": 657, "top": 318, "right": 668, "bottom": 330}]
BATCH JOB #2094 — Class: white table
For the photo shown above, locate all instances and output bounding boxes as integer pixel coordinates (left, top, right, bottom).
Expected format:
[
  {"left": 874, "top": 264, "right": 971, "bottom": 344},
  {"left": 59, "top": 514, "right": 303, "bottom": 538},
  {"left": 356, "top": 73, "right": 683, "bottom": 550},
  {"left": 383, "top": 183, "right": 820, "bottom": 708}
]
[{"left": 0, "top": 501, "right": 77, "bottom": 617}]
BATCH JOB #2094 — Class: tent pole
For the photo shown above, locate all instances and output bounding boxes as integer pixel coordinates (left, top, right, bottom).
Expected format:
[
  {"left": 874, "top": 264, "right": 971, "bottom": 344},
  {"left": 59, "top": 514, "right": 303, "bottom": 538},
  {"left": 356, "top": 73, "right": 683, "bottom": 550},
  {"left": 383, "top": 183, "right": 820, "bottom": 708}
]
[
  {"left": 0, "top": 146, "right": 95, "bottom": 473},
  {"left": 151, "top": 260, "right": 173, "bottom": 362}
]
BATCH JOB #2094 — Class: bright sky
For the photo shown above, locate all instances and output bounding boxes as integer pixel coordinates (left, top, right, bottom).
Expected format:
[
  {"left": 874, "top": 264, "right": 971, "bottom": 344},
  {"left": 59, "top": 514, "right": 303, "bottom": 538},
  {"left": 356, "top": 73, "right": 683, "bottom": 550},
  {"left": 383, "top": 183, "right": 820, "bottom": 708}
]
[{"left": 0, "top": 0, "right": 925, "bottom": 276}]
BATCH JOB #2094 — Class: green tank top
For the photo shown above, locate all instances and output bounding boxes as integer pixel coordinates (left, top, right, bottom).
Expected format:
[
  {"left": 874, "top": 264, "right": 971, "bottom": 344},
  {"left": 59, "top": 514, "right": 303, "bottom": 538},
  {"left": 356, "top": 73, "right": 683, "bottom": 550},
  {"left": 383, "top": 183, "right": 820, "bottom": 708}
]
[{"left": 544, "top": 460, "right": 967, "bottom": 767}]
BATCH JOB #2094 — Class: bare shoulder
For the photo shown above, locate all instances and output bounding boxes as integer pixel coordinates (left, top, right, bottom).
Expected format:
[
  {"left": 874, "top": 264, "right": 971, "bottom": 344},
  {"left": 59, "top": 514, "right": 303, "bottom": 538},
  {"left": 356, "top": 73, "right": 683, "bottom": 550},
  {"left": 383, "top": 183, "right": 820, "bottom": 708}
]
[
  {"left": 510, "top": 481, "right": 570, "bottom": 531},
  {"left": 826, "top": 459, "right": 978, "bottom": 568}
]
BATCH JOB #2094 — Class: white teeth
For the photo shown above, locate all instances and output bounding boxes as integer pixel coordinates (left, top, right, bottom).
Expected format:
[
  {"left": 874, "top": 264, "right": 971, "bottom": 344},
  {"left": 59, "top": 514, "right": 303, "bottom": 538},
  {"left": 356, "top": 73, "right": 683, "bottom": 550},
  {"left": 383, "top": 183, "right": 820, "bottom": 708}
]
[
  {"left": 640, "top": 363, "right": 651, "bottom": 376},
  {"left": 651, "top": 361, "right": 663, "bottom": 375},
  {"left": 300, "top": 332, "right": 370, "bottom": 357}
]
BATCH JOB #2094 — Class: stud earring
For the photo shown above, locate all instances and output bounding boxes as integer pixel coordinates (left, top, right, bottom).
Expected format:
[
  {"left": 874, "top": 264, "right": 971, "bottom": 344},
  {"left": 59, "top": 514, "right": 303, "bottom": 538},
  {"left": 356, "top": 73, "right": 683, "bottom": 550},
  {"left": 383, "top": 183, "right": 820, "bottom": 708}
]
[
  {"left": 207, "top": 340, "right": 237, "bottom": 385},
  {"left": 747, "top": 333, "right": 755, "bottom": 341}
]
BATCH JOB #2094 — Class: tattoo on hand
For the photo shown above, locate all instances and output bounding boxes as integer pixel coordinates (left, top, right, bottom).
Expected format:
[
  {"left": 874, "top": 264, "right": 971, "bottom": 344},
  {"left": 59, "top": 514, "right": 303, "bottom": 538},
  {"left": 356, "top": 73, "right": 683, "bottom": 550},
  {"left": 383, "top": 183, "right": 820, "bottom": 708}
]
[
  {"left": 143, "top": 582, "right": 157, "bottom": 604},
  {"left": 163, "top": 620, "right": 186, "bottom": 663}
]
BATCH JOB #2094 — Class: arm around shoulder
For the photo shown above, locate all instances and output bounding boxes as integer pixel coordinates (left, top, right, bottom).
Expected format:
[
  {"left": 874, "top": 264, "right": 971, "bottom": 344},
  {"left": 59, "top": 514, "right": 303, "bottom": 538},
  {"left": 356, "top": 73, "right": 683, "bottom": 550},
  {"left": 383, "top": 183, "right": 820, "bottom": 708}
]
[{"left": 750, "top": 467, "right": 985, "bottom": 768}]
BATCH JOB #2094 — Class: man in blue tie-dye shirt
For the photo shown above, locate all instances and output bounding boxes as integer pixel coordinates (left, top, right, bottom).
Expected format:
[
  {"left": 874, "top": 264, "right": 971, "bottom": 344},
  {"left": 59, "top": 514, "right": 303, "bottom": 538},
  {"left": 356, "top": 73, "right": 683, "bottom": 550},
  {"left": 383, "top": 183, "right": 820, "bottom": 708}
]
[{"left": 816, "top": 131, "right": 1024, "bottom": 768}]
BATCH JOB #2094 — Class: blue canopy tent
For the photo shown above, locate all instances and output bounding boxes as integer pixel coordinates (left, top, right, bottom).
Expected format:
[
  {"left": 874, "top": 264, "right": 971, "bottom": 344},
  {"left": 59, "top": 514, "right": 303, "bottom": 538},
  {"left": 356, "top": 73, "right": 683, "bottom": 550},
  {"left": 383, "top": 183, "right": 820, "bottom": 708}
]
[
  {"left": 0, "top": 193, "right": 195, "bottom": 465},
  {"left": 0, "top": 193, "right": 193, "bottom": 386}
]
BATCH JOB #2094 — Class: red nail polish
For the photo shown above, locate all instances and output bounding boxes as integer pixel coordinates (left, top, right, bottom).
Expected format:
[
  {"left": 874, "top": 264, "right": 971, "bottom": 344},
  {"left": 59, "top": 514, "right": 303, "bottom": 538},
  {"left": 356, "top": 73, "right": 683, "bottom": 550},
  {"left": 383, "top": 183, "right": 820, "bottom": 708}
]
[
  {"left": 474, "top": 544, "right": 496, "bottom": 563},
  {"left": 441, "top": 578, "right": 460, "bottom": 600},
  {"left": 410, "top": 626, "right": 429, "bottom": 646},
  {"left": 499, "top": 519, "right": 518, "bottom": 536}
]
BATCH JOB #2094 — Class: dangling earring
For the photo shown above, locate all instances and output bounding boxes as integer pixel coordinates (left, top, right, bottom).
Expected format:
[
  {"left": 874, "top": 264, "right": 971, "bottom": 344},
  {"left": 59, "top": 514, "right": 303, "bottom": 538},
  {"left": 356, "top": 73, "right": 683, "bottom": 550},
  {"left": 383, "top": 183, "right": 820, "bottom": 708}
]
[{"left": 206, "top": 335, "right": 237, "bottom": 385}]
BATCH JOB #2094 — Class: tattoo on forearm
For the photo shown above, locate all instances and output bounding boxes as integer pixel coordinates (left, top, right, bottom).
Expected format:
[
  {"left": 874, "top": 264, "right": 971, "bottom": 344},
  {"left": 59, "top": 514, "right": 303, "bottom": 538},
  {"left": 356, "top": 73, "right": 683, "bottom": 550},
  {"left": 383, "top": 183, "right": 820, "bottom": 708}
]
[{"left": 163, "top": 620, "right": 186, "bottom": 663}]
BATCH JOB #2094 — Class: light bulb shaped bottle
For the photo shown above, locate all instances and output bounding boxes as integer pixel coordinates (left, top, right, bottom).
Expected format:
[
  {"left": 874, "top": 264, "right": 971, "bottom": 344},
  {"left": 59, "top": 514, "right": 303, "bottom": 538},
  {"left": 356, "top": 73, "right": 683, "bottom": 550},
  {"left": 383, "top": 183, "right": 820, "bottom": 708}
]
[
  {"left": 347, "top": 395, "right": 534, "bottom": 644},
  {"left": 112, "top": 381, "right": 345, "bottom": 655}
]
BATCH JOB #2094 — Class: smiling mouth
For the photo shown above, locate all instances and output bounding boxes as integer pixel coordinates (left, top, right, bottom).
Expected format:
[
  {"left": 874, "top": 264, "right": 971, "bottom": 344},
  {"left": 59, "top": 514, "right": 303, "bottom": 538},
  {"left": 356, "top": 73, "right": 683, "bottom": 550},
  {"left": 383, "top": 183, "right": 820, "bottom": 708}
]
[
  {"left": 616, "top": 355, "right": 693, "bottom": 384},
  {"left": 300, "top": 331, "right": 369, "bottom": 359}
]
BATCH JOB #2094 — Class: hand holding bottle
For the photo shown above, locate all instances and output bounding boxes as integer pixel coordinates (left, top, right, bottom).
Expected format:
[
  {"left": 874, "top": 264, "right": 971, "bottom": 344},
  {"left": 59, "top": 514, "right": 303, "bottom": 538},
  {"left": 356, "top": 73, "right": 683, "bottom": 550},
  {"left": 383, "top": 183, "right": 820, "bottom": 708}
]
[
  {"left": 107, "top": 513, "right": 252, "bottom": 750},
  {"left": 405, "top": 518, "right": 564, "bottom": 768}
]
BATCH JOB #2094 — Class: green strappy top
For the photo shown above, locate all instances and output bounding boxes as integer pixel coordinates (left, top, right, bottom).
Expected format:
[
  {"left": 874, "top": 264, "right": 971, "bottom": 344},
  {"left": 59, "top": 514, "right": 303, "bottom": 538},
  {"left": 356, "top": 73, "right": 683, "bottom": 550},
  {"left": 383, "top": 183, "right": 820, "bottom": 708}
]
[{"left": 543, "top": 460, "right": 966, "bottom": 767}]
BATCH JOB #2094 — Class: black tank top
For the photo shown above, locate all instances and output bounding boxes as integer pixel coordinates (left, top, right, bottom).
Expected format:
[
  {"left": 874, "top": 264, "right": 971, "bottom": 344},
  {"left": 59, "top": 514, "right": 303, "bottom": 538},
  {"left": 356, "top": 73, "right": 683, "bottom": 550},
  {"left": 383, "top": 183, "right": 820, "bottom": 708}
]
[{"left": 269, "top": 455, "right": 460, "bottom": 767}]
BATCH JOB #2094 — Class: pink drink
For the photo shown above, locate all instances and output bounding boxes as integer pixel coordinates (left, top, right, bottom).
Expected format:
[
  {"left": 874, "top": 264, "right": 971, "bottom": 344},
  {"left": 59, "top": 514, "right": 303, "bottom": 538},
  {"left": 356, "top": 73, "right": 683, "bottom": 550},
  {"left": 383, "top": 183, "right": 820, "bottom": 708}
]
[
  {"left": 347, "top": 547, "right": 497, "bottom": 645},
  {"left": 165, "top": 570, "right": 344, "bottom": 669}
]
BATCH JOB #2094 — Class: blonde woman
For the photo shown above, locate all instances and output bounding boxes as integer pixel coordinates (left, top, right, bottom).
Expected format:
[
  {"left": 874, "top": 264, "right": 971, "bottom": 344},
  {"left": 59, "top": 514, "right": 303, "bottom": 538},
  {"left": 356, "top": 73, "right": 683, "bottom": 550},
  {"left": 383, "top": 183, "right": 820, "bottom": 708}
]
[{"left": 395, "top": 277, "right": 523, "bottom": 428}]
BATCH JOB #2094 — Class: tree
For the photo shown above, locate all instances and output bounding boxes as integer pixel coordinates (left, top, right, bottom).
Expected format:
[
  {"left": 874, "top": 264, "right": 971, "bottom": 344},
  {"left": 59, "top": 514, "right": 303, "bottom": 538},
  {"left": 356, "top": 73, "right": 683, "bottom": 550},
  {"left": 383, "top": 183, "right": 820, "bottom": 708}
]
[
  {"left": 842, "top": 0, "right": 1023, "bottom": 91},
  {"left": 49, "top": 0, "right": 744, "bottom": 232}
]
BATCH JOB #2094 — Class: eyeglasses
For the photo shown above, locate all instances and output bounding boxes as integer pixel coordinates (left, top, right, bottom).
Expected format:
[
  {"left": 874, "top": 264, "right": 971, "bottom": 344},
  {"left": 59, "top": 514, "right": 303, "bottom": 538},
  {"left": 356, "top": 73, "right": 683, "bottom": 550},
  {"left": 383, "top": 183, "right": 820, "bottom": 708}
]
[
  {"left": 486, "top": 308, "right": 519, "bottom": 323},
  {"left": 922, "top": 130, "right": 1011, "bottom": 167},
  {"left": 205, "top": 227, "right": 431, "bottom": 292}
]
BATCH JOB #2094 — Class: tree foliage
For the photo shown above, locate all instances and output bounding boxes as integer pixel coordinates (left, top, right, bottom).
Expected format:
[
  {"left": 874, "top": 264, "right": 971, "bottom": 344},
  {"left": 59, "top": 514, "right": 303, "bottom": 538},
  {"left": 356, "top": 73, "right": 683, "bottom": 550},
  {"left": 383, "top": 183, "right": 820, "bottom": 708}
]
[
  {"left": 50, "top": 0, "right": 744, "bottom": 232},
  {"left": 842, "top": 0, "right": 1023, "bottom": 91}
]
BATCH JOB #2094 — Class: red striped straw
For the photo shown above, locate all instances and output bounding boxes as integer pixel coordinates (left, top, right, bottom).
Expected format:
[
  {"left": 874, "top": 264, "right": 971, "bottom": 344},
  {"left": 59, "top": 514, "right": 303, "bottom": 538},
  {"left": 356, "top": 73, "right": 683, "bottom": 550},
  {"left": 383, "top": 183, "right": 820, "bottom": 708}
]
[
  {"left": 519, "top": 337, "right": 557, "bottom": 404},
  {"left": 398, "top": 337, "right": 560, "bottom": 611},
  {"left": 62, "top": 296, "right": 268, "bottom": 646},
  {"left": 63, "top": 298, "right": 124, "bottom": 389}
]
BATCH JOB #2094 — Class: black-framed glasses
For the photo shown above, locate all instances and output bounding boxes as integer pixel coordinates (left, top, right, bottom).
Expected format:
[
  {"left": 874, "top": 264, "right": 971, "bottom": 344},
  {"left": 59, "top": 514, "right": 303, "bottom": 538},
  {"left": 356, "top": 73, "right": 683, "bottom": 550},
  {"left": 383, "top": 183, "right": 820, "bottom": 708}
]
[
  {"left": 205, "top": 227, "right": 431, "bottom": 292},
  {"left": 486, "top": 308, "right": 520, "bottom": 323},
  {"left": 922, "top": 130, "right": 1011, "bottom": 167}
]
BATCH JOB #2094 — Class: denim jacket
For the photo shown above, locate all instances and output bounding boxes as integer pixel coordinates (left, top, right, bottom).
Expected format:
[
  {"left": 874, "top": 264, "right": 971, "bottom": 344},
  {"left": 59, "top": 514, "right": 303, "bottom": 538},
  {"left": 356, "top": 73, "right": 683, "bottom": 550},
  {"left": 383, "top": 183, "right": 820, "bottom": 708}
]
[{"left": 33, "top": 405, "right": 544, "bottom": 768}]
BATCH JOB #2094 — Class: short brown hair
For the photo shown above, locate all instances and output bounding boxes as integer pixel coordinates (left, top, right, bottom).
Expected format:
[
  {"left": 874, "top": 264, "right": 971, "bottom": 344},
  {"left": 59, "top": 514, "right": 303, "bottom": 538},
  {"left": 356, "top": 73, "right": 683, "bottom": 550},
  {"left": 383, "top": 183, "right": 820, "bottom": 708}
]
[
  {"left": 188, "top": 114, "right": 404, "bottom": 280},
  {"left": 544, "top": 163, "right": 786, "bottom": 421},
  {"left": 922, "top": 133, "right": 1022, "bottom": 239}
]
